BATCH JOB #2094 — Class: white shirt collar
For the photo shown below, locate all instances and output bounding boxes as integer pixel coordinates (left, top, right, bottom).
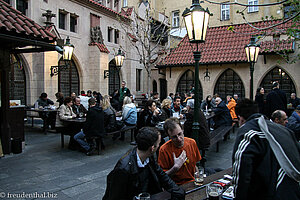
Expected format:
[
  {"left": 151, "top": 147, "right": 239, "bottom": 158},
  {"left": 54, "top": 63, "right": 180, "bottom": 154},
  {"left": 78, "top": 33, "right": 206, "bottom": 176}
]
[{"left": 136, "top": 151, "right": 149, "bottom": 168}]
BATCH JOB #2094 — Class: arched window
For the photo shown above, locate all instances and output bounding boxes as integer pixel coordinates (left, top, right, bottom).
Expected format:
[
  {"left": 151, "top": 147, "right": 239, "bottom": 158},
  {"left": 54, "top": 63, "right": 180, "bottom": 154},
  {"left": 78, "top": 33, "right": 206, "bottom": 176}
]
[
  {"left": 214, "top": 69, "right": 245, "bottom": 99},
  {"left": 260, "top": 67, "right": 296, "bottom": 98},
  {"left": 108, "top": 60, "right": 120, "bottom": 96},
  {"left": 176, "top": 70, "right": 203, "bottom": 100},
  {"left": 58, "top": 59, "right": 79, "bottom": 97},
  {"left": 9, "top": 55, "right": 26, "bottom": 105}
]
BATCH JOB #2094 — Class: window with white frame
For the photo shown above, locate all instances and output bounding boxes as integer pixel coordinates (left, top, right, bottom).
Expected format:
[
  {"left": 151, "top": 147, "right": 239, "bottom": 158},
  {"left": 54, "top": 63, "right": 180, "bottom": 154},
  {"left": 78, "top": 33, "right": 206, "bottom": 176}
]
[
  {"left": 248, "top": 0, "right": 258, "bottom": 13},
  {"left": 221, "top": 4, "right": 230, "bottom": 21},
  {"left": 172, "top": 11, "right": 179, "bottom": 28},
  {"left": 123, "top": 0, "right": 127, "bottom": 7}
]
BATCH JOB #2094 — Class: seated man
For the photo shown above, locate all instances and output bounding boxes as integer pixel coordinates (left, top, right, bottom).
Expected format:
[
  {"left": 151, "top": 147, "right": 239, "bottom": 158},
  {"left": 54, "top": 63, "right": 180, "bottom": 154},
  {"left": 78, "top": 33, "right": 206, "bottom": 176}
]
[
  {"left": 171, "top": 96, "right": 183, "bottom": 115},
  {"left": 158, "top": 118, "right": 202, "bottom": 185},
  {"left": 103, "top": 127, "right": 185, "bottom": 200},
  {"left": 271, "top": 110, "right": 288, "bottom": 126},
  {"left": 36, "top": 92, "right": 55, "bottom": 129},
  {"left": 212, "top": 97, "right": 232, "bottom": 129},
  {"left": 72, "top": 97, "right": 87, "bottom": 117},
  {"left": 36, "top": 92, "right": 54, "bottom": 107},
  {"left": 286, "top": 105, "right": 300, "bottom": 140},
  {"left": 74, "top": 98, "right": 105, "bottom": 155}
]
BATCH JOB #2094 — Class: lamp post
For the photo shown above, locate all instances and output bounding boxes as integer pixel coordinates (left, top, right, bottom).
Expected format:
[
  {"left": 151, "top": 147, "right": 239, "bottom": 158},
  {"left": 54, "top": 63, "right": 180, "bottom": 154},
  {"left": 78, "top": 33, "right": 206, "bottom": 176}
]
[
  {"left": 245, "top": 37, "right": 260, "bottom": 100},
  {"left": 182, "top": 0, "right": 210, "bottom": 148},
  {"left": 50, "top": 36, "right": 74, "bottom": 77},
  {"left": 104, "top": 48, "right": 125, "bottom": 78}
]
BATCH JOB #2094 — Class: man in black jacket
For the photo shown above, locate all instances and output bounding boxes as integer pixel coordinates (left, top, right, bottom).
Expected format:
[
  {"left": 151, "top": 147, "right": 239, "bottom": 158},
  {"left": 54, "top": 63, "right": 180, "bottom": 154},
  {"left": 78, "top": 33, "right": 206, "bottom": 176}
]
[
  {"left": 74, "top": 98, "right": 105, "bottom": 155},
  {"left": 212, "top": 97, "right": 232, "bottom": 129},
  {"left": 265, "top": 82, "right": 287, "bottom": 118},
  {"left": 103, "top": 127, "right": 185, "bottom": 200},
  {"left": 232, "top": 99, "right": 300, "bottom": 200}
]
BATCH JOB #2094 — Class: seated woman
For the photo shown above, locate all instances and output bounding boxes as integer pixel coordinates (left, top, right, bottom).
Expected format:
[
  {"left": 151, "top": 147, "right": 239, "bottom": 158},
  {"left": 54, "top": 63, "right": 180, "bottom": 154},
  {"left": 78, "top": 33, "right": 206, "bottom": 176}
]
[
  {"left": 157, "top": 99, "right": 172, "bottom": 122},
  {"left": 137, "top": 100, "right": 160, "bottom": 128},
  {"left": 101, "top": 95, "right": 124, "bottom": 140},
  {"left": 201, "top": 95, "right": 214, "bottom": 111},
  {"left": 55, "top": 97, "right": 78, "bottom": 150},
  {"left": 122, "top": 96, "right": 137, "bottom": 126}
]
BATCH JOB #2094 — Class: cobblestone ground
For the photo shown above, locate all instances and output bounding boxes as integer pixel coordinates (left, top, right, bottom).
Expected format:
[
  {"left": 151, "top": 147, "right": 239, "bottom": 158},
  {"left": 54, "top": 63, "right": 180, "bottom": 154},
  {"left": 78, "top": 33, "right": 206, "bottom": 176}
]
[{"left": 0, "top": 121, "right": 236, "bottom": 199}]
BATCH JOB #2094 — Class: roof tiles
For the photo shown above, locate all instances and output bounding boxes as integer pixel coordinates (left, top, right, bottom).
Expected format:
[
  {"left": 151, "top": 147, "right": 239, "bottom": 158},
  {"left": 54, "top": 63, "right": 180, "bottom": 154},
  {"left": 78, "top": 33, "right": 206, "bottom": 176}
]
[
  {"left": 0, "top": 0, "right": 56, "bottom": 42},
  {"left": 89, "top": 42, "right": 110, "bottom": 53},
  {"left": 158, "top": 20, "right": 294, "bottom": 67}
]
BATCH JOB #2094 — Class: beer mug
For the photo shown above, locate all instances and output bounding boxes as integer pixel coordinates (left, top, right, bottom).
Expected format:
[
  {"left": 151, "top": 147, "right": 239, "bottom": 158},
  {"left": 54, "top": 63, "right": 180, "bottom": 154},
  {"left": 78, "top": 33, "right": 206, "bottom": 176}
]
[
  {"left": 133, "top": 192, "right": 150, "bottom": 200},
  {"left": 206, "top": 183, "right": 223, "bottom": 200}
]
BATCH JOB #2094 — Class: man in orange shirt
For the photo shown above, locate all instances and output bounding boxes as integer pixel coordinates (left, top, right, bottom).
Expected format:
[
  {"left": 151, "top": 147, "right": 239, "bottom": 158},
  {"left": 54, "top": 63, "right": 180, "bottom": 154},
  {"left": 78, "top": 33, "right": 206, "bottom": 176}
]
[
  {"left": 158, "top": 118, "right": 201, "bottom": 185},
  {"left": 227, "top": 95, "right": 237, "bottom": 120}
]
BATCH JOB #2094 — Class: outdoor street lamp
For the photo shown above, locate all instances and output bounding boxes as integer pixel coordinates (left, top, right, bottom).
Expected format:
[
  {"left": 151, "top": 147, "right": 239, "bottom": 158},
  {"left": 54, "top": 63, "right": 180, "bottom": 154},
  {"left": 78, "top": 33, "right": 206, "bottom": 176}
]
[
  {"left": 50, "top": 36, "right": 74, "bottom": 77},
  {"left": 245, "top": 36, "right": 260, "bottom": 100},
  {"left": 63, "top": 36, "right": 74, "bottom": 61},
  {"left": 104, "top": 48, "right": 125, "bottom": 78},
  {"left": 183, "top": 0, "right": 210, "bottom": 149},
  {"left": 115, "top": 48, "right": 125, "bottom": 67}
]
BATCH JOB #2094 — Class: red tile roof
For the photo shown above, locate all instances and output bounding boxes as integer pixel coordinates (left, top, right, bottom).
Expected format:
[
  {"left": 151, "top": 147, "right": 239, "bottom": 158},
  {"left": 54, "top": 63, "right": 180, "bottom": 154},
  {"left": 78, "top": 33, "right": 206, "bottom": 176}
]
[
  {"left": 88, "top": 0, "right": 129, "bottom": 19},
  {"left": 89, "top": 42, "right": 110, "bottom": 53},
  {"left": 0, "top": 0, "right": 56, "bottom": 42},
  {"left": 157, "top": 20, "right": 294, "bottom": 67},
  {"left": 127, "top": 33, "right": 137, "bottom": 42},
  {"left": 121, "top": 7, "right": 133, "bottom": 17}
]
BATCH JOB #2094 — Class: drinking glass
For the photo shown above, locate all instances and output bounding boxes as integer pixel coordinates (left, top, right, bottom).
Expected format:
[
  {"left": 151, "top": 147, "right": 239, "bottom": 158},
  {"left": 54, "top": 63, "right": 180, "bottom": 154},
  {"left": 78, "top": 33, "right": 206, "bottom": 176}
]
[
  {"left": 78, "top": 112, "right": 83, "bottom": 118},
  {"left": 206, "top": 183, "right": 223, "bottom": 200},
  {"left": 133, "top": 192, "right": 150, "bottom": 200},
  {"left": 194, "top": 167, "right": 204, "bottom": 185}
]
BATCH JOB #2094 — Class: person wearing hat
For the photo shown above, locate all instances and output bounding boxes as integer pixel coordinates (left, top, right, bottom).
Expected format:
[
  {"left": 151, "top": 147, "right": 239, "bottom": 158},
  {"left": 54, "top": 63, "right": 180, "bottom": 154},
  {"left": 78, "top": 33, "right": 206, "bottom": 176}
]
[
  {"left": 286, "top": 105, "right": 300, "bottom": 141},
  {"left": 265, "top": 81, "right": 287, "bottom": 118}
]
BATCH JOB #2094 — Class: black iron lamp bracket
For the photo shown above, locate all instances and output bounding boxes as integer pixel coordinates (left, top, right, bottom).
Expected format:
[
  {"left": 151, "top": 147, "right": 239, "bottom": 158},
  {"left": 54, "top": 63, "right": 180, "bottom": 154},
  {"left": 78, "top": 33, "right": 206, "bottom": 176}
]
[{"left": 50, "top": 62, "right": 70, "bottom": 77}]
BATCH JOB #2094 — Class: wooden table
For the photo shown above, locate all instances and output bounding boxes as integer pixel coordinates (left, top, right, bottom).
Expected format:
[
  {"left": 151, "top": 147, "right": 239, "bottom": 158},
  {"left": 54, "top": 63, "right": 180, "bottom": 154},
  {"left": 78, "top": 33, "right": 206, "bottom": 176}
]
[
  {"left": 151, "top": 168, "right": 232, "bottom": 200},
  {"left": 64, "top": 117, "right": 86, "bottom": 123}
]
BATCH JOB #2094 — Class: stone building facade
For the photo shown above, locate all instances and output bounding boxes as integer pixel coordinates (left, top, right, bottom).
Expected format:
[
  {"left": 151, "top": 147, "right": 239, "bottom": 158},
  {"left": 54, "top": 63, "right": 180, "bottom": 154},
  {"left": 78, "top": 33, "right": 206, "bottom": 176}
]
[
  {"left": 155, "top": 20, "right": 299, "bottom": 101},
  {"left": 7, "top": 0, "right": 145, "bottom": 105}
]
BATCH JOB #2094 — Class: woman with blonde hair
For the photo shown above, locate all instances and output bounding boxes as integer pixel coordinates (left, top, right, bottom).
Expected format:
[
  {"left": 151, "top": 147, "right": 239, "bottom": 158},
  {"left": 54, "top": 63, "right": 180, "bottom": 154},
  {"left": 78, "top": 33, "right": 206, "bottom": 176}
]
[
  {"left": 158, "top": 99, "right": 172, "bottom": 121},
  {"left": 101, "top": 95, "right": 120, "bottom": 134},
  {"left": 122, "top": 96, "right": 137, "bottom": 126}
]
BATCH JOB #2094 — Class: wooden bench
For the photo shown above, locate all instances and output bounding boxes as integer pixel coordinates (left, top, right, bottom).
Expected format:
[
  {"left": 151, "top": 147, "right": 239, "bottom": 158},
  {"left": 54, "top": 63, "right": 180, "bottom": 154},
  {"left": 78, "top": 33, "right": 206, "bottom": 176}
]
[
  {"left": 26, "top": 111, "right": 42, "bottom": 127},
  {"left": 60, "top": 125, "right": 136, "bottom": 155},
  {"left": 210, "top": 125, "right": 233, "bottom": 152}
]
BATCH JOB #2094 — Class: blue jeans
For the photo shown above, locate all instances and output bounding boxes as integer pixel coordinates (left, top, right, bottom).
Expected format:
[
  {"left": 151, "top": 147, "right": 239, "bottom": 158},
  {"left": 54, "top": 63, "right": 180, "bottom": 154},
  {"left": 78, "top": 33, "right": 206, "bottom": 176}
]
[{"left": 74, "top": 131, "right": 90, "bottom": 151}]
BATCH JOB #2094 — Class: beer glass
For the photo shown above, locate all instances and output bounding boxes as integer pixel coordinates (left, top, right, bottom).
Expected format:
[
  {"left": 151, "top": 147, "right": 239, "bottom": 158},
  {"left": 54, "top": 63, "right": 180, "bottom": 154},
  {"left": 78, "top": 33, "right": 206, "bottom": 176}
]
[
  {"left": 194, "top": 167, "right": 204, "bottom": 185},
  {"left": 206, "top": 183, "right": 223, "bottom": 200},
  {"left": 133, "top": 192, "right": 150, "bottom": 200}
]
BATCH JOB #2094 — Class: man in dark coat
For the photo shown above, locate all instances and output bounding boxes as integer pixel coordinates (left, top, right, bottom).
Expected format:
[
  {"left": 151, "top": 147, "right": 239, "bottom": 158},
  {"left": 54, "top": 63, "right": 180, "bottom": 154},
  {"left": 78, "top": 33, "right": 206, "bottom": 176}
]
[
  {"left": 289, "top": 93, "right": 300, "bottom": 109},
  {"left": 119, "top": 81, "right": 131, "bottom": 110},
  {"left": 212, "top": 97, "right": 232, "bottom": 129},
  {"left": 74, "top": 98, "right": 105, "bottom": 155},
  {"left": 286, "top": 105, "right": 300, "bottom": 141},
  {"left": 265, "top": 82, "right": 287, "bottom": 118},
  {"left": 103, "top": 127, "right": 185, "bottom": 200},
  {"left": 72, "top": 97, "right": 87, "bottom": 116},
  {"left": 232, "top": 99, "right": 300, "bottom": 200},
  {"left": 184, "top": 99, "right": 210, "bottom": 149}
]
